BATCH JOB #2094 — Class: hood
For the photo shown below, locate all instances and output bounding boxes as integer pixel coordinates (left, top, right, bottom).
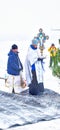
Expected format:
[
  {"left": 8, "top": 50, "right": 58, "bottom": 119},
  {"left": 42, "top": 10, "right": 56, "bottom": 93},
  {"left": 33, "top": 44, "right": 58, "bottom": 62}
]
[{"left": 8, "top": 50, "right": 18, "bottom": 56}]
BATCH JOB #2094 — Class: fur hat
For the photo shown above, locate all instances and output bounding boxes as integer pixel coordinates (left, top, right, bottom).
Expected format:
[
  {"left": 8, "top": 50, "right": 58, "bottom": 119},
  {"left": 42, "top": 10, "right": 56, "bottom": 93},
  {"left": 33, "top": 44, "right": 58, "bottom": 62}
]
[{"left": 32, "top": 38, "right": 38, "bottom": 45}]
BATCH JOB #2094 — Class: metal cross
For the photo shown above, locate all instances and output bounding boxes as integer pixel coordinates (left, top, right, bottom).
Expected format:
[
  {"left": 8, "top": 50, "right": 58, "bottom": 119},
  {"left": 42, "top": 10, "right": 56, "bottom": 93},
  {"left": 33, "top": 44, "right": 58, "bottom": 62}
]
[{"left": 37, "top": 28, "right": 49, "bottom": 56}]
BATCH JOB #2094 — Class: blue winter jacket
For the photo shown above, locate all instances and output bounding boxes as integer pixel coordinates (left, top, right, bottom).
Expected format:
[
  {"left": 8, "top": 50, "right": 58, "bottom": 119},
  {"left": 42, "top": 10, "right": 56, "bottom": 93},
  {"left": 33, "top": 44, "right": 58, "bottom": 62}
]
[{"left": 7, "top": 50, "right": 23, "bottom": 75}]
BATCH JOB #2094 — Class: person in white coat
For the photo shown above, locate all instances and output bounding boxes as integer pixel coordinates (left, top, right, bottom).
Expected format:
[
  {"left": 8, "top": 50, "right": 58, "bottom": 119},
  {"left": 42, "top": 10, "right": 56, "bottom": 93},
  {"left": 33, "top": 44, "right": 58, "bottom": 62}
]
[{"left": 25, "top": 38, "right": 45, "bottom": 95}]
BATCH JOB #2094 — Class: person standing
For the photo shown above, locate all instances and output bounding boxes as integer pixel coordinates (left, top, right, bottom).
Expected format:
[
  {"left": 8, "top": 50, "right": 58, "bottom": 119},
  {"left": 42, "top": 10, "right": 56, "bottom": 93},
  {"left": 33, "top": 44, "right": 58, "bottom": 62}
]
[
  {"left": 48, "top": 43, "right": 57, "bottom": 67},
  {"left": 6, "top": 44, "right": 25, "bottom": 93},
  {"left": 25, "top": 38, "right": 45, "bottom": 95},
  {"left": 57, "top": 40, "right": 60, "bottom": 63}
]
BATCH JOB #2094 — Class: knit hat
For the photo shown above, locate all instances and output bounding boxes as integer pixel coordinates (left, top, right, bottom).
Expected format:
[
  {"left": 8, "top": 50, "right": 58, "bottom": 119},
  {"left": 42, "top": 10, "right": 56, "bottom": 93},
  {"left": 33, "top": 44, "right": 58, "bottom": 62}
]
[
  {"left": 12, "top": 44, "right": 18, "bottom": 49},
  {"left": 32, "top": 38, "right": 38, "bottom": 45},
  {"left": 51, "top": 43, "right": 55, "bottom": 46}
]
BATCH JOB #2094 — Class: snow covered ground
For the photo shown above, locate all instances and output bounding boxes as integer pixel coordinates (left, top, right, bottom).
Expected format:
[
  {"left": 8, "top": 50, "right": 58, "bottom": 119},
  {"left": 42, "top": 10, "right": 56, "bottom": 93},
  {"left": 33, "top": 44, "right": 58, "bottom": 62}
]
[
  {"left": 0, "top": 41, "right": 60, "bottom": 130},
  {"left": 0, "top": 56, "right": 60, "bottom": 94},
  {"left": 7, "top": 60, "right": 60, "bottom": 130},
  {"left": 0, "top": 45, "right": 60, "bottom": 95},
  {"left": 7, "top": 118, "right": 60, "bottom": 130}
]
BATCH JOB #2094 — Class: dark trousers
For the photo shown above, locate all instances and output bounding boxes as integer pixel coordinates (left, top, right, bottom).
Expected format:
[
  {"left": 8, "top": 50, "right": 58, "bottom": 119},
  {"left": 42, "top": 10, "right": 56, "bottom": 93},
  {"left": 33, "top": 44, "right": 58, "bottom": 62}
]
[{"left": 29, "top": 71, "right": 44, "bottom": 95}]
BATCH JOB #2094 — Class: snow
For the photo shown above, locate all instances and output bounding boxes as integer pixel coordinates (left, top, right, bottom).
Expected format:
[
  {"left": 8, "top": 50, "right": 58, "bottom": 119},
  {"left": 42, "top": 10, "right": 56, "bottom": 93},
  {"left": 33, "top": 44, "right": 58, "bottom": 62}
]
[
  {"left": 7, "top": 119, "right": 60, "bottom": 130},
  {"left": 0, "top": 41, "right": 59, "bottom": 93},
  {"left": 0, "top": 41, "right": 60, "bottom": 130}
]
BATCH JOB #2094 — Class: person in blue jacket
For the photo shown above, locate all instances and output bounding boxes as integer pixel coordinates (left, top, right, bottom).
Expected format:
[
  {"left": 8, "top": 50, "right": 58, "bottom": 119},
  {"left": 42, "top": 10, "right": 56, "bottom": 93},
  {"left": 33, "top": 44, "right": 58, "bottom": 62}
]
[
  {"left": 25, "top": 38, "right": 45, "bottom": 95},
  {"left": 7, "top": 44, "right": 23, "bottom": 75},
  {"left": 7, "top": 44, "right": 25, "bottom": 93}
]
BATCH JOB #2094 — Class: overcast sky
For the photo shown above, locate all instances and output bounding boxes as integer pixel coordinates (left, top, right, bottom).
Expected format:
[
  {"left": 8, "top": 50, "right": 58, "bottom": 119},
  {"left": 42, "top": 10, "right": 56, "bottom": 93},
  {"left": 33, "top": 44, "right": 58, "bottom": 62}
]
[{"left": 0, "top": 0, "right": 60, "bottom": 41}]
